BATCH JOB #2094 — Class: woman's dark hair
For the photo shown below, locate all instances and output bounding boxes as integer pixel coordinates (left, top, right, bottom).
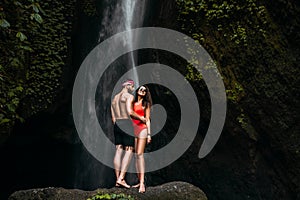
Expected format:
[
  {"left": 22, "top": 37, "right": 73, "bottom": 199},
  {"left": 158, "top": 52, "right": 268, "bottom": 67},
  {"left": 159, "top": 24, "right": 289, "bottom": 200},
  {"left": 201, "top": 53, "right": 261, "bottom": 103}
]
[{"left": 134, "top": 85, "right": 152, "bottom": 109}]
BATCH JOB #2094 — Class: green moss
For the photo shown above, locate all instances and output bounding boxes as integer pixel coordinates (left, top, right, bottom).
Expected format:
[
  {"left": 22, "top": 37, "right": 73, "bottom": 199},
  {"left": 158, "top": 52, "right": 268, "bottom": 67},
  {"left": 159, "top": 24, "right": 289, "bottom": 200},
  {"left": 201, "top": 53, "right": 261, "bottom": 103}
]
[
  {"left": 226, "top": 82, "right": 245, "bottom": 103},
  {"left": 175, "top": 0, "right": 290, "bottom": 127},
  {"left": 87, "top": 192, "right": 134, "bottom": 200},
  {"left": 81, "top": 0, "right": 97, "bottom": 17}
]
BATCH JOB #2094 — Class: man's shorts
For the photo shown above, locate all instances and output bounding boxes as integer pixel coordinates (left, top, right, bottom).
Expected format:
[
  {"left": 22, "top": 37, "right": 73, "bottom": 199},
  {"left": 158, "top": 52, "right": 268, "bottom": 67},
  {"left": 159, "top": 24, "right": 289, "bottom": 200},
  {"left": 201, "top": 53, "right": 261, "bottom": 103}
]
[{"left": 114, "top": 119, "right": 135, "bottom": 147}]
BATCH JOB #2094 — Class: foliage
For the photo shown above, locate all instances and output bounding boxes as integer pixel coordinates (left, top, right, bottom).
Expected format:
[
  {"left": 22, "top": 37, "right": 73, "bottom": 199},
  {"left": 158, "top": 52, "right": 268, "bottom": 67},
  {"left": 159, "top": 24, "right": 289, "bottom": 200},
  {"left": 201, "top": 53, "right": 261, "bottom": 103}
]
[
  {"left": 80, "top": 0, "right": 97, "bottom": 17},
  {"left": 87, "top": 192, "right": 134, "bottom": 200},
  {"left": 177, "top": 0, "right": 300, "bottom": 177},
  {"left": 175, "top": 0, "right": 299, "bottom": 135},
  {"left": 0, "top": 0, "right": 74, "bottom": 135},
  {"left": 176, "top": 0, "right": 270, "bottom": 104}
]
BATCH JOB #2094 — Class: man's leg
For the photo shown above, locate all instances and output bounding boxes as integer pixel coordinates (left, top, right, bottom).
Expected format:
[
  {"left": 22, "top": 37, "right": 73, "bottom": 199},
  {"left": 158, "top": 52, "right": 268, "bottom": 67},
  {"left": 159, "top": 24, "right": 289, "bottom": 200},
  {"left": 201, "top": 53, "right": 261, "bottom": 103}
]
[
  {"left": 116, "top": 146, "right": 133, "bottom": 188},
  {"left": 114, "top": 145, "right": 123, "bottom": 182}
]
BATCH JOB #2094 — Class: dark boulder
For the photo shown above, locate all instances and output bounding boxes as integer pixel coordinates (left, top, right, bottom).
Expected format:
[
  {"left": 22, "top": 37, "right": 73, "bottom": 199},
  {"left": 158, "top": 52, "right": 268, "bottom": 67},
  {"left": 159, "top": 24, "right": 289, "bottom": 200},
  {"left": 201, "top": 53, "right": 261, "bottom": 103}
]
[{"left": 8, "top": 181, "right": 207, "bottom": 200}]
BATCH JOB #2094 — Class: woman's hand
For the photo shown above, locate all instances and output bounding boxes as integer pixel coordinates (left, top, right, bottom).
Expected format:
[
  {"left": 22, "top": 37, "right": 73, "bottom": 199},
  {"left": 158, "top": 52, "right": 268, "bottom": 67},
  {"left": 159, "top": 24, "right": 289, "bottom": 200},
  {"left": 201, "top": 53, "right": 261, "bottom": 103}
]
[{"left": 147, "top": 135, "right": 151, "bottom": 144}]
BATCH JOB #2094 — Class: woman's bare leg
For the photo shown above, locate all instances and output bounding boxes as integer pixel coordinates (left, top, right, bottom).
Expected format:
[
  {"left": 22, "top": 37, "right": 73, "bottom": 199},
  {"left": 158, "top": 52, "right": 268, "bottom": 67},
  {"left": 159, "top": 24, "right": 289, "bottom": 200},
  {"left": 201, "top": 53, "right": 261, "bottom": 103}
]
[
  {"left": 135, "top": 129, "right": 147, "bottom": 193},
  {"left": 133, "top": 138, "right": 140, "bottom": 187}
]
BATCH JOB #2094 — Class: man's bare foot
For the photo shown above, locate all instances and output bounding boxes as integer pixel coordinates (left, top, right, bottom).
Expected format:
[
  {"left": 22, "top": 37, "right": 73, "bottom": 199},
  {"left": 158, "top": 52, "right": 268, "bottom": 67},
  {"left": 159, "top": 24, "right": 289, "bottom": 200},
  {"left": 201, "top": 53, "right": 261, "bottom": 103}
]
[{"left": 116, "top": 179, "right": 130, "bottom": 189}]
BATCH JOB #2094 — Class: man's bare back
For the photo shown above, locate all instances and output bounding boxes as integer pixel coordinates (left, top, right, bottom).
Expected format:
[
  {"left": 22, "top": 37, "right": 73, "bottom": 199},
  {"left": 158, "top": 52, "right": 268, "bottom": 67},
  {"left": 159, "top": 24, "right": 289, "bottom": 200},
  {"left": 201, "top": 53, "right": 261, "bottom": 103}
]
[{"left": 111, "top": 92, "right": 133, "bottom": 121}]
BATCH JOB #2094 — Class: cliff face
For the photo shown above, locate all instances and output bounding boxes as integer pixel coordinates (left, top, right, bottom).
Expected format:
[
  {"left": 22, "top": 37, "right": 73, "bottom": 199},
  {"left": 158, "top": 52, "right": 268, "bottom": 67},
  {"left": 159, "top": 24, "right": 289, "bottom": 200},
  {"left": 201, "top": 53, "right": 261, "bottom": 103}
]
[
  {"left": 1, "top": 0, "right": 299, "bottom": 200},
  {"left": 145, "top": 0, "right": 299, "bottom": 199}
]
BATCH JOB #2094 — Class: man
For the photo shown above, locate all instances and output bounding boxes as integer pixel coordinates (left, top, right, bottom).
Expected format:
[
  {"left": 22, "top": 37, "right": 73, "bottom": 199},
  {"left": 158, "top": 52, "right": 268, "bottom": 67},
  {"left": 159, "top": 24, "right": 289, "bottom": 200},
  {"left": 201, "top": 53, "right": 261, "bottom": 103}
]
[{"left": 111, "top": 79, "right": 146, "bottom": 188}]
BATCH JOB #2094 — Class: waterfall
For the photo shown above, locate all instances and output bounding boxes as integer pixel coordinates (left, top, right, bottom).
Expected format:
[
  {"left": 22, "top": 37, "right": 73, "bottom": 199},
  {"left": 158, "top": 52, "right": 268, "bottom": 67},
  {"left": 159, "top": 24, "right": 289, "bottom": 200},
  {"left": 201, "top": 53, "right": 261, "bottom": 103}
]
[
  {"left": 99, "top": 0, "right": 147, "bottom": 86},
  {"left": 73, "top": 0, "right": 147, "bottom": 189},
  {"left": 123, "top": 0, "right": 139, "bottom": 85}
]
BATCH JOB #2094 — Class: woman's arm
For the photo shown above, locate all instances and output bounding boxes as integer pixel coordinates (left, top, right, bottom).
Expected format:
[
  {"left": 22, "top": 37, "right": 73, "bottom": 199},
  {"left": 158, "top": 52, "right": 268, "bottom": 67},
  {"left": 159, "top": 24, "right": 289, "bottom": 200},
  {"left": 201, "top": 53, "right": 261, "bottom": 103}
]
[{"left": 145, "top": 105, "right": 151, "bottom": 143}]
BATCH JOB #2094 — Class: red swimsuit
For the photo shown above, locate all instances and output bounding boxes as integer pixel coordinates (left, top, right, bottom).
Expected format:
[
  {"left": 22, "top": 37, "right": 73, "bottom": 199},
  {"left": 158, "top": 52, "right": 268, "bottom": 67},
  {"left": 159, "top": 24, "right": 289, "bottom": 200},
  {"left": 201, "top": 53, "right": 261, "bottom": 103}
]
[{"left": 132, "top": 102, "right": 147, "bottom": 136}]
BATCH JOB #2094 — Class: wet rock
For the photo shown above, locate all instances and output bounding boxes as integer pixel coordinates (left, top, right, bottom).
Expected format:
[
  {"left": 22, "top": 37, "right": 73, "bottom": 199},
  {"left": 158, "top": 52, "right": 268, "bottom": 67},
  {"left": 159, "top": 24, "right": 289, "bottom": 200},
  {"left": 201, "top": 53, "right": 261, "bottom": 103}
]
[{"left": 8, "top": 181, "right": 207, "bottom": 200}]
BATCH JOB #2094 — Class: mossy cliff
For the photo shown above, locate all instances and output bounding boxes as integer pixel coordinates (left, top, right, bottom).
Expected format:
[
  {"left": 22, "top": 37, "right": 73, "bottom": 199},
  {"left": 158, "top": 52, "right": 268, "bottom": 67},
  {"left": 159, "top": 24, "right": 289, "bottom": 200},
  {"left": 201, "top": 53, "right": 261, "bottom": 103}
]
[
  {"left": 147, "top": 0, "right": 299, "bottom": 199},
  {"left": 0, "top": 0, "right": 299, "bottom": 200},
  {"left": 0, "top": 0, "right": 75, "bottom": 142}
]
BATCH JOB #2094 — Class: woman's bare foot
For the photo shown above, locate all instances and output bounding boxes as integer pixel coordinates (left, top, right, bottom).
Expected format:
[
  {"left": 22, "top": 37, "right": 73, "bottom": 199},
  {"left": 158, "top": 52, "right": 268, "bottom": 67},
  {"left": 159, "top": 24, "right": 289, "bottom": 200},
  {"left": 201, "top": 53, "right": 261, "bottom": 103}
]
[
  {"left": 132, "top": 183, "right": 140, "bottom": 188},
  {"left": 138, "top": 182, "right": 145, "bottom": 193}
]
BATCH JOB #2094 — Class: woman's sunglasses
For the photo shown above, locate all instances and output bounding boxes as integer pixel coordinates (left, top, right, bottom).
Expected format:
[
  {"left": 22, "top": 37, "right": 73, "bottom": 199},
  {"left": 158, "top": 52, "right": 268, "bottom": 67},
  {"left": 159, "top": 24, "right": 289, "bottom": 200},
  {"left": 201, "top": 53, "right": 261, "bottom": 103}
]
[{"left": 139, "top": 87, "right": 147, "bottom": 92}]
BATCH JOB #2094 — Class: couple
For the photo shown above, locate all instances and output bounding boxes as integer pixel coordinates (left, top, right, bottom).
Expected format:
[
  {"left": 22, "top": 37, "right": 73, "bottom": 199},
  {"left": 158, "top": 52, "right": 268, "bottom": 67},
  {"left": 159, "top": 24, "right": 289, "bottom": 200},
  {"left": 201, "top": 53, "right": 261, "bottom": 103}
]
[{"left": 111, "top": 79, "right": 152, "bottom": 193}]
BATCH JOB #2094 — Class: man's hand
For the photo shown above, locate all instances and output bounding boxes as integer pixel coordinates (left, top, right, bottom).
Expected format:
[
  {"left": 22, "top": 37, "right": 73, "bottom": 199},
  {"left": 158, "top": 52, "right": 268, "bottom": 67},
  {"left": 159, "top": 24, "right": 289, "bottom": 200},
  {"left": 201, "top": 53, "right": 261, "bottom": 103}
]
[{"left": 140, "top": 116, "right": 147, "bottom": 123}]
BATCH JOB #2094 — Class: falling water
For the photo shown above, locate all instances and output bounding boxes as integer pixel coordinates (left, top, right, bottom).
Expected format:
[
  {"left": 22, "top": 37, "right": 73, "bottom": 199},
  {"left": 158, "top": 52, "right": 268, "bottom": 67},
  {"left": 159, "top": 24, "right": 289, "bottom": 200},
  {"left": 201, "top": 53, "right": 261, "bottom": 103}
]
[
  {"left": 99, "top": 0, "right": 147, "bottom": 86},
  {"left": 73, "top": 0, "right": 147, "bottom": 189},
  {"left": 123, "top": 0, "right": 139, "bottom": 85}
]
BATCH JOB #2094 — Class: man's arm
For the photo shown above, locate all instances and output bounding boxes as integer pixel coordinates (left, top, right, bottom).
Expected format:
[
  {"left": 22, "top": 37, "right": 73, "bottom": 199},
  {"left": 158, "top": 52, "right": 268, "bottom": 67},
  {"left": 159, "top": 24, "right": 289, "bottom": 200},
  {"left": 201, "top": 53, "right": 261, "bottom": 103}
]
[
  {"left": 111, "top": 104, "right": 116, "bottom": 124},
  {"left": 126, "top": 95, "right": 146, "bottom": 123},
  {"left": 111, "top": 97, "right": 116, "bottom": 124}
]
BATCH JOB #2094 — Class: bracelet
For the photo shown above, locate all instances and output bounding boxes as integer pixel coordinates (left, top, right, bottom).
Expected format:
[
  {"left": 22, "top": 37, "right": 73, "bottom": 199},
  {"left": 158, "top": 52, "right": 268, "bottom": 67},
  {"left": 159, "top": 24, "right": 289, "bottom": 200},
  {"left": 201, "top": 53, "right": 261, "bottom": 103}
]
[{"left": 147, "top": 133, "right": 151, "bottom": 137}]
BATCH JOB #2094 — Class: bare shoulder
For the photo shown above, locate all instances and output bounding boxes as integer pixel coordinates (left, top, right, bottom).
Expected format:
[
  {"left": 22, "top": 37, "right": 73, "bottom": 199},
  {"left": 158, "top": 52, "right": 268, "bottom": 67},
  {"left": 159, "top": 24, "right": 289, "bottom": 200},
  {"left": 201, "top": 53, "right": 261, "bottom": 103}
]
[
  {"left": 112, "top": 93, "right": 120, "bottom": 103},
  {"left": 123, "top": 92, "right": 133, "bottom": 99},
  {"left": 124, "top": 93, "right": 134, "bottom": 103}
]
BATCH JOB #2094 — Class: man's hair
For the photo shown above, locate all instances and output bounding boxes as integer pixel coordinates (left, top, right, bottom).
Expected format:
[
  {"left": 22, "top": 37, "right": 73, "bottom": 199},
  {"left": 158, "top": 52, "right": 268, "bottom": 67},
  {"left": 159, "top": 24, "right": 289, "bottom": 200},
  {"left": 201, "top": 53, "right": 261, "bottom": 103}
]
[{"left": 122, "top": 79, "right": 134, "bottom": 87}]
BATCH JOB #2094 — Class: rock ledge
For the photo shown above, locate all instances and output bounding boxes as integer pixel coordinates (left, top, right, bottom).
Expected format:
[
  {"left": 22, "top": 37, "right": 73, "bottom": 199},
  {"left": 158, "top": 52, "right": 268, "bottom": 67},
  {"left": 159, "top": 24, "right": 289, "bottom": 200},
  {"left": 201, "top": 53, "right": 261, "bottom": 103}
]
[{"left": 8, "top": 181, "right": 207, "bottom": 200}]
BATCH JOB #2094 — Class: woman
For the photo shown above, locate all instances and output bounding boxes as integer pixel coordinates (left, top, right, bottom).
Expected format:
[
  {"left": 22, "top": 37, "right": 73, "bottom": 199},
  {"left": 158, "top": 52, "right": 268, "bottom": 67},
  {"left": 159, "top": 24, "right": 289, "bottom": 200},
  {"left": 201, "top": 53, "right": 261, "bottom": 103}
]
[{"left": 131, "top": 85, "right": 152, "bottom": 193}]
